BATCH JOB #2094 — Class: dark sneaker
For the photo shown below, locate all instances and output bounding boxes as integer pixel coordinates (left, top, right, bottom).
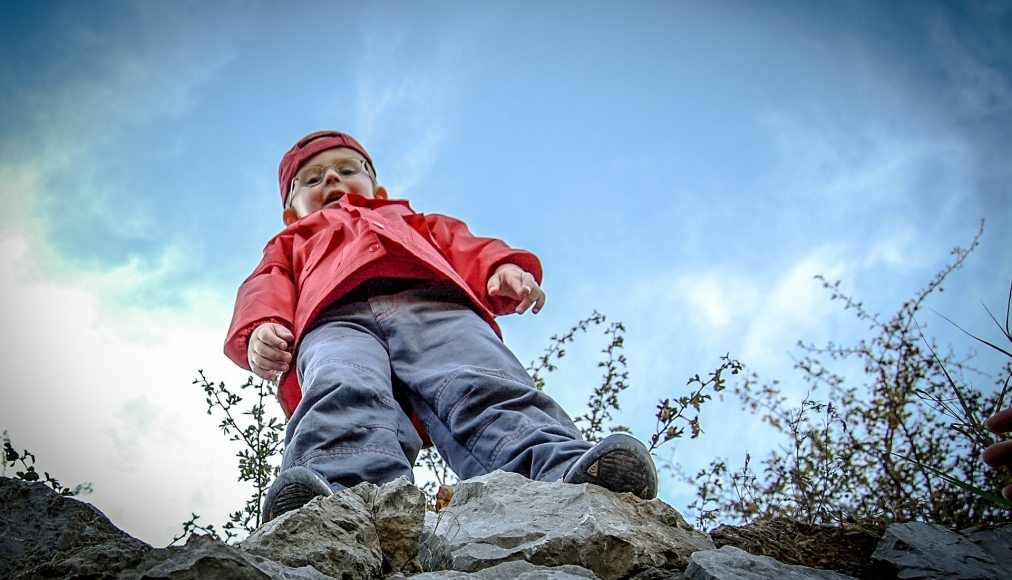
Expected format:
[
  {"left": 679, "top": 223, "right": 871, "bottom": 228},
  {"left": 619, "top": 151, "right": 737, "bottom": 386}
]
[
  {"left": 563, "top": 433, "right": 658, "bottom": 500},
  {"left": 262, "top": 466, "right": 334, "bottom": 522}
]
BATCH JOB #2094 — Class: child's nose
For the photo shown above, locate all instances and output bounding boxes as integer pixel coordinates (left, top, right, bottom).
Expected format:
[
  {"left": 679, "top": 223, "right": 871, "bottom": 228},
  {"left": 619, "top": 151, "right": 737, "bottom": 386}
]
[{"left": 324, "top": 168, "right": 342, "bottom": 183}]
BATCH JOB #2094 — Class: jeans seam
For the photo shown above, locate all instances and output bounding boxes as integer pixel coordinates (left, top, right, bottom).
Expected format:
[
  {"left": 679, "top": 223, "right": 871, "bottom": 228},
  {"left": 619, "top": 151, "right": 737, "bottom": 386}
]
[
  {"left": 446, "top": 388, "right": 474, "bottom": 424},
  {"left": 435, "top": 366, "right": 526, "bottom": 405},
  {"left": 304, "top": 358, "right": 398, "bottom": 409},
  {"left": 293, "top": 444, "right": 405, "bottom": 466},
  {"left": 433, "top": 368, "right": 463, "bottom": 405},
  {"left": 369, "top": 293, "right": 400, "bottom": 324},
  {"left": 490, "top": 421, "right": 550, "bottom": 466},
  {"left": 467, "top": 415, "right": 499, "bottom": 457}
]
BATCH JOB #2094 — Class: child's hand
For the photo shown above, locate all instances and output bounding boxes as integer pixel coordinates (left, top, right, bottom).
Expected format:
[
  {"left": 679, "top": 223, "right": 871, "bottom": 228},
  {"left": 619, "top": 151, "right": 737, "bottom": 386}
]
[
  {"left": 487, "top": 263, "right": 546, "bottom": 315},
  {"left": 983, "top": 406, "right": 1012, "bottom": 502},
  {"left": 249, "top": 322, "right": 295, "bottom": 381}
]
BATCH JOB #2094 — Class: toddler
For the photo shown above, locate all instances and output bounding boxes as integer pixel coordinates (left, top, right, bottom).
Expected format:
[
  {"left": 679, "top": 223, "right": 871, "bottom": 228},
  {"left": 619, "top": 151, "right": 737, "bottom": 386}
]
[{"left": 225, "top": 131, "right": 657, "bottom": 520}]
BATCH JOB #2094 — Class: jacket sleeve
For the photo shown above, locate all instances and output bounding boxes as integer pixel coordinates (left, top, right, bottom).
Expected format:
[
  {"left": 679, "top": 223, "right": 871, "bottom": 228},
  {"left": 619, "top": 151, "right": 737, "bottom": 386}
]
[
  {"left": 424, "top": 213, "right": 542, "bottom": 316},
  {"left": 223, "top": 237, "right": 296, "bottom": 370}
]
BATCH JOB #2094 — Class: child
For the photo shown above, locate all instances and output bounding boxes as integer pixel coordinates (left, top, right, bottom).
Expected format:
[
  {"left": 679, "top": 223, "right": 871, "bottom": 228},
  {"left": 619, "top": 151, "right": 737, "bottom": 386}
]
[{"left": 225, "top": 131, "right": 657, "bottom": 521}]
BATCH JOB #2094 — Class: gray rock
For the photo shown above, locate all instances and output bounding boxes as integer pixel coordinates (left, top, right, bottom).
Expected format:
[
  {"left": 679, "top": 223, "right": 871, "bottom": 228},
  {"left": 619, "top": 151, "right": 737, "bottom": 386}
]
[
  {"left": 16, "top": 469, "right": 1012, "bottom": 580},
  {"left": 422, "top": 470, "right": 714, "bottom": 580},
  {"left": 0, "top": 476, "right": 150, "bottom": 579},
  {"left": 371, "top": 476, "right": 428, "bottom": 573},
  {"left": 684, "top": 546, "right": 859, "bottom": 580},
  {"left": 409, "top": 559, "right": 601, "bottom": 579},
  {"left": 420, "top": 510, "right": 456, "bottom": 573},
  {"left": 120, "top": 533, "right": 333, "bottom": 579},
  {"left": 872, "top": 521, "right": 1006, "bottom": 580},
  {"left": 964, "top": 524, "right": 1012, "bottom": 570},
  {"left": 240, "top": 487, "right": 383, "bottom": 579}
]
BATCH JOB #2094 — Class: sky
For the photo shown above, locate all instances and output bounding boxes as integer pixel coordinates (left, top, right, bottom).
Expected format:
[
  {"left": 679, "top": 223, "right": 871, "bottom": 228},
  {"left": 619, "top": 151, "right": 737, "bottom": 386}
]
[{"left": 1, "top": 0, "right": 1010, "bottom": 546}]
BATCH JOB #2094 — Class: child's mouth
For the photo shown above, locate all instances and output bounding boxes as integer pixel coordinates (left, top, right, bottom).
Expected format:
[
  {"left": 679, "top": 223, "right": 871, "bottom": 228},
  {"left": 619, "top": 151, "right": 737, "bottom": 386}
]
[{"left": 324, "top": 192, "right": 345, "bottom": 207}]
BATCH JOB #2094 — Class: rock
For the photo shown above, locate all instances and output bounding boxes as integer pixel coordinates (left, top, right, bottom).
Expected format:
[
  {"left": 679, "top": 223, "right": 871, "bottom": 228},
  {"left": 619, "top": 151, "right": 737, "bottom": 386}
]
[
  {"left": 371, "top": 476, "right": 428, "bottom": 573},
  {"left": 240, "top": 486, "right": 383, "bottom": 579},
  {"left": 408, "top": 560, "right": 601, "bottom": 579},
  {"left": 121, "top": 533, "right": 333, "bottom": 579},
  {"left": 0, "top": 476, "right": 150, "bottom": 579},
  {"left": 421, "top": 470, "right": 714, "bottom": 580},
  {"left": 871, "top": 521, "right": 1007, "bottom": 580},
  {"left": 964, "top": 524, "right": 1012, "bottom": 567},
  {"left": 7, "top": 473, "right": 1011, "bottom": 580},
  {"left": 685, "top": 546, "right": 859, "bottom": 579},
  {"left": 709, "top": 516, "right": 880, "bottom": 579}
]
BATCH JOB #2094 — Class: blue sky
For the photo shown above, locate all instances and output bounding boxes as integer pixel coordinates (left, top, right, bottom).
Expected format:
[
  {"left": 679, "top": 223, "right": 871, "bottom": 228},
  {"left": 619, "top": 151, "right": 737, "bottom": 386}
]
[{"left": 1, "top": 0, "right": 1010, "bottom": 545}]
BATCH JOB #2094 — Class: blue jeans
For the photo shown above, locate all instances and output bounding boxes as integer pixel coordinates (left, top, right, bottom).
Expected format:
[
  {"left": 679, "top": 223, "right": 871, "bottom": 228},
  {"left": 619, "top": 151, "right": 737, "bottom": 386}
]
[{"left": 281, "top": 280, "right": 591, "bottom": 491}]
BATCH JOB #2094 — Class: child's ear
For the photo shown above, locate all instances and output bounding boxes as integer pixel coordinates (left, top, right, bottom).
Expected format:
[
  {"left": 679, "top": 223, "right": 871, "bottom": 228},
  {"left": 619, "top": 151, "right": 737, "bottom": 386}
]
[
  {"left": 283, "top": 207, "right": 299, "bottom": 225},
  {"left": 374, "top": 185, "right": 388, "bottom": 200}
]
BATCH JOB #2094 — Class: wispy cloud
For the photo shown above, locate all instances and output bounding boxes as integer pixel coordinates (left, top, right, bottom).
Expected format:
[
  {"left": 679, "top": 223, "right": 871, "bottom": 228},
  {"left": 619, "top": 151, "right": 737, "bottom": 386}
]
[{"left": 347, "top": 20, "right": 473, "bottom": 198}]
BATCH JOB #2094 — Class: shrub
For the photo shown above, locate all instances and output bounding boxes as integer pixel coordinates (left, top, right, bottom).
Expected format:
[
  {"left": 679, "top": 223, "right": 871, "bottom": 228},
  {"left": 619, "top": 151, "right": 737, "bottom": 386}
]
[
  {"left": 171, "top": 372, "right": 284, "bottom": 545},
  {"left": 685, "top": 224, "right": 1011, "bottom": 530}
]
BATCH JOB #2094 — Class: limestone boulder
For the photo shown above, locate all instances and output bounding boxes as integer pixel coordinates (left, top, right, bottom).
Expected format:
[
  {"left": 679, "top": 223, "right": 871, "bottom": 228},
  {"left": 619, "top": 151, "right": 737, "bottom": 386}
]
[
  {"left": 421, "top": 470, "right": 714, "bottom": 580},
  {"left": 871, "top": 521, "right": 1008, "bottom": 580},
  {"left": 240, "top": 486, "right": 383, "bottom": 579}
]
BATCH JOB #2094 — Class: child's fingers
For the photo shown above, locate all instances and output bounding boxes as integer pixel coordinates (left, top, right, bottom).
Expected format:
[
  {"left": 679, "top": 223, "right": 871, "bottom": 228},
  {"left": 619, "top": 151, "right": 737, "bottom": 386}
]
[
  {"left": 985, "top": 407, "right": 1012, "bottom": 434},
  {"left": 515, "top": 285, "right": 547, "bottom": 315},
  {"left": 263, "top": 324, "right": 293, "bottom": 351},
  {"left": 253, "top": 341, "right": 291, "bottom": 366},
  {"left": 488, "top": 271, "right": 518, "bottom": 298},
  {"left": 983, "top": 439, "right": 1012, "bottom": 468},
  {"left": 488, "top": 268, "right": 544, "bottom": 314},
  {"left": 250, "top": 334, "right": 291, "bottom": 374},
  {"left": 252, "top": 365, "right": 283, "bottom": 383},
  {"left": 515, "top": 290, "right": 535, "bottom": 314},
  {"left": 250, "top": 353, "right": 289, "bottom": 378},
  {"left": 273, "top": 324, "right": 295, "bottom": 342},
  {"left": 532, "top": 289, "right": 547, "bottom": 314}
]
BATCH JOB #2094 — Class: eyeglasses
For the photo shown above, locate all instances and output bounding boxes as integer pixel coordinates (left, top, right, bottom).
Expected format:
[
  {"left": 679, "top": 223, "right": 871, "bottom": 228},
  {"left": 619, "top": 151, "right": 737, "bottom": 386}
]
[{"left": 292, "top": 158, "right": 373, "bottom": 189}]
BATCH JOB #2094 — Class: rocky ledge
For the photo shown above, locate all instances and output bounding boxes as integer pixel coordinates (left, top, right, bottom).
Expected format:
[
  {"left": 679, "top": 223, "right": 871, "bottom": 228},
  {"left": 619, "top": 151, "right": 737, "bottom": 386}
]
[{"left": 1, "top": 472, "right": 1009, "bottom": 579}]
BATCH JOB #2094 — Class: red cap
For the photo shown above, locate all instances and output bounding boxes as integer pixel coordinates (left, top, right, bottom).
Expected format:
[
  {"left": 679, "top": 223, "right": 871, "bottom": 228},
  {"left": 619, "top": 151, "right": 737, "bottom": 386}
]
[{"left": 277, "top": 131, "right": 374, "bottom": 206}]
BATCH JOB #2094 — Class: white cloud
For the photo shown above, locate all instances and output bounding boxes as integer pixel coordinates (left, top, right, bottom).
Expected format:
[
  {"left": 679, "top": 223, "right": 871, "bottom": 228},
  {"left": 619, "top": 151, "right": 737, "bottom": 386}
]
[
  {"left": 0, "top": 235, "right": 260, "bottom": 546},
  {"left": 739, "top": 251, "right": 848, "bottom": 365},
  {"left": 0, "top": 163, "right": 42, "bottom": 240},
  {"left": 619, "top": 246, "right": 850, "bottom": 396},
  {"left": 681, "top": 275, "right": 741, "bottom": 328}
]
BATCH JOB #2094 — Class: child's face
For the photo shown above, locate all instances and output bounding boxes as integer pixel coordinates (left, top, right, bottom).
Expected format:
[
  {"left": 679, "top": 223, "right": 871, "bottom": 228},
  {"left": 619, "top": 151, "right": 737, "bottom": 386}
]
[{"left": 283, "top": 146, "right": 387, "bottom": 225}]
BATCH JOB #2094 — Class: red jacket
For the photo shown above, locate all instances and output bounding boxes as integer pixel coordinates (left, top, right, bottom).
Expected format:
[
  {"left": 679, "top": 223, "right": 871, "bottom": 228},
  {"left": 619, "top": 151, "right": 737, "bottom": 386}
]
[{"left": 224, "top": 194, "right": 542, "bottom": 420}]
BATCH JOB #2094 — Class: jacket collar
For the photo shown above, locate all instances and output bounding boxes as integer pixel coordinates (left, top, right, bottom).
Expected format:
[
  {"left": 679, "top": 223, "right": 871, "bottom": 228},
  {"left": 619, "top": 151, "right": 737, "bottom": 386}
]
[{"left": 338, "top": 193, "right": 411, "bottom": 210}]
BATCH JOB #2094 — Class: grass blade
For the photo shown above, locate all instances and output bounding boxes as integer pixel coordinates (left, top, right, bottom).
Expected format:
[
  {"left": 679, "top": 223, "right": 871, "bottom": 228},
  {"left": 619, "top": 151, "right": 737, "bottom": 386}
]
[
  {"left": 930, "top": 308, "right": 1012, "bottom": 359},
  {"left": 916, "top": 322, "right": 984, "bottom": 436},
  {"left": 891, "top": 452, "right": 1012, "bottom": 509}
]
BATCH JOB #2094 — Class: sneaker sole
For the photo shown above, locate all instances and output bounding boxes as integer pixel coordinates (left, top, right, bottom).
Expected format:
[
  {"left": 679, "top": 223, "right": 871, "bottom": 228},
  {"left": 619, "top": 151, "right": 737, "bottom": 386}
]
[
  {"left": 268, "top": 482, "right": 326, "bottom": 521},
  {"left": 263, "top": 466, "right": 334, "bottom": 522},
  {"left": 564, "top": 434, "right": 658, "bottom": 499}
]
